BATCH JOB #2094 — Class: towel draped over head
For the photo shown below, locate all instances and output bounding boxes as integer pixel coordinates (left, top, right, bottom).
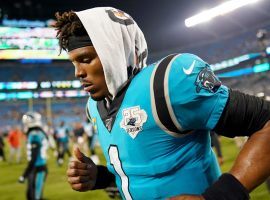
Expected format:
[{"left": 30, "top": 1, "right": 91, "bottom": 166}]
[{"left": 75, "top": 7, "right": 148, "bottom": 99}]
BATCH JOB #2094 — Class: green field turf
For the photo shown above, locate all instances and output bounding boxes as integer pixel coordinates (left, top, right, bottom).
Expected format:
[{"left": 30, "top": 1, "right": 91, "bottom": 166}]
[
  {"left": 0, "top": 137, "right": 269, "bottom": 200},
  {"left": 0, "top": 144, "right": 111, "bottom": 200},
  {"left": 219, "top": 137, "right": 269, "bottom": 200}
]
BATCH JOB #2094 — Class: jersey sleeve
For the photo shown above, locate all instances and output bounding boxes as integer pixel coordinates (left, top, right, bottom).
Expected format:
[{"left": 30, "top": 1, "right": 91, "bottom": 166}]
[{"left": 167, "top": 53, "right": 229, "bottom": 130}]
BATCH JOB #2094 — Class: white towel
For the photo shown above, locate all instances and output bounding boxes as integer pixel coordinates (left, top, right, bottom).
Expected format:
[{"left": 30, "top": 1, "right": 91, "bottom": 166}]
[{"left": 76, "top": 7, "right": 148, "bottom": 99}]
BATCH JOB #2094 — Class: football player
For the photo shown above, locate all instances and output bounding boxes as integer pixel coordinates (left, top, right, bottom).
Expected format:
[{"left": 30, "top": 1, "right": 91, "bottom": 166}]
[
  {"left": 55, "top": 121, "right": 71, "bottom": 166},
  {"left": 19, "top": 112, "right": 49, "bottom": 200},
  {"left": 54, "top": 7, "right": 270, "bottom": 200}
]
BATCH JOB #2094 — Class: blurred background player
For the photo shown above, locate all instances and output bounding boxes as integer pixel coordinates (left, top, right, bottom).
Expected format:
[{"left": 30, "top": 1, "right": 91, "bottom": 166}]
[
  {"left": 83, "top": 118, "right": 99, "bottom": 164},
  {"left": 7, "top": 125, "right": 23, "bottom": 164},
  {"left": 43, "top": 121, "right": 57, "bottom": 154},
  {"left": 18, "top": 112, "right": 49, "bottom": 200},
  {"left": 0, "top": 131, "right": 6, "bottom": 162},
  {"left": 72, "top": 122, "right": 87, "bottom": 153},
  {"left": 54, "top": 121, "right": 71, "bottom": 166}
]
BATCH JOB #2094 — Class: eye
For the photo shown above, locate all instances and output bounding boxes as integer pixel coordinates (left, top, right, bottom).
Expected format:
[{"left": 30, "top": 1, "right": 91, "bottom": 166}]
[{"left": 82, "top": 58, "right": 92, "bottom": 63}]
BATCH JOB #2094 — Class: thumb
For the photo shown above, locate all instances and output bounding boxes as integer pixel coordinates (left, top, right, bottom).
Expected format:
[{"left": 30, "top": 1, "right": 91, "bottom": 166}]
[{"left": 74, "top": 147, "right": 90, "bottom": 163}]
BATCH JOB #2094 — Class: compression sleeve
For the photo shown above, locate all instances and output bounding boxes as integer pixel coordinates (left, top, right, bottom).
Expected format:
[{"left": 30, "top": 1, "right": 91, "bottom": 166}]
[{"left": 214, "top": 89, "right": 270, "bottom": 137}]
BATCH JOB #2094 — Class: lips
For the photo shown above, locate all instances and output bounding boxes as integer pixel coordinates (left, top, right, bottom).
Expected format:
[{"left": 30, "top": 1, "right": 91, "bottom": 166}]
[
  {"left": 84, "top": 85, "right": 95, "bottom": 93},
  {"left": 81, "top": 82, "right": 94, "bottom": 93}
]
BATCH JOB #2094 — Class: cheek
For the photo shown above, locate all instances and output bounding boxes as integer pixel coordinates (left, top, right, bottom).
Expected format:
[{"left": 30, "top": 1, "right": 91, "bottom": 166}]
[
  {"left": 85, "top": 62, "right": 107, "bottom": 87},
  {"left": 96, "top": 71, "right": 107, "bottom": 88},
  {"left": 87, "top": 59, "right": 103, "bottom": 75},
  {"left": 94, "top": 60, "right": 105, "bottom": 76}
]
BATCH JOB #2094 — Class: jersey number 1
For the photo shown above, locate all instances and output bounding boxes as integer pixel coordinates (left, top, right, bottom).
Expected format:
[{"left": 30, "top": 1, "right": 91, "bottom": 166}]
[{"left": 109, "top": 145, "right": 132, "bottom": 200}]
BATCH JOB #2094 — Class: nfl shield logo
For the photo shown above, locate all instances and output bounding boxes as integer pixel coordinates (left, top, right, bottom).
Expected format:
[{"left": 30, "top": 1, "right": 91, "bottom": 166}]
[{"left": 120, "top": 106, "right": 147, "bottom": 139}]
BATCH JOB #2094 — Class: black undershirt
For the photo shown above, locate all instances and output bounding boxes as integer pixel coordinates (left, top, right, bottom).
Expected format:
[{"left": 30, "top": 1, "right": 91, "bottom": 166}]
[{"left": 97, "top": 81, "right": 131, "bottom": 132}]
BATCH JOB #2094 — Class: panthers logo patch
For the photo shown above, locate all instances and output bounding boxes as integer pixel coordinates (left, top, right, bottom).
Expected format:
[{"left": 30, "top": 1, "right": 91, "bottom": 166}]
[
  {"left": 195, "top": 67, "right": 221, "bottom": 93},
  {"left": 106, "top": 8, "right": 134, "bottom": 25}
]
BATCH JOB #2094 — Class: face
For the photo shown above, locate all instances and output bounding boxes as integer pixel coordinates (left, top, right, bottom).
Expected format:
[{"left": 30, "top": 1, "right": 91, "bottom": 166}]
[{"left": 68, "top": 46, "right": 109, "bottom": 101}]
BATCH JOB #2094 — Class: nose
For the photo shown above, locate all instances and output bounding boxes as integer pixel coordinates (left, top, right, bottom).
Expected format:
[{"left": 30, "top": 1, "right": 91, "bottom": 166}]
[{"left": 74, "top": 64, "right": 86, "bottom": 79}]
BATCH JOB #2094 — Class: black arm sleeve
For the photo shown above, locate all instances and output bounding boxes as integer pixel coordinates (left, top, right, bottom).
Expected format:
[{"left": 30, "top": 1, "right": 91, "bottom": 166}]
[
  {"left": 202, "top": 173, "right": 250, "bottom": 200},
  {"left": 93, "top": 165, "right": 116, "bottom": 189},
  {"left": 213, "top": 89, "right": 270, "bottom": 137},
  {"left": 22, "top": 142, "right": 39, "bottom": 178}
]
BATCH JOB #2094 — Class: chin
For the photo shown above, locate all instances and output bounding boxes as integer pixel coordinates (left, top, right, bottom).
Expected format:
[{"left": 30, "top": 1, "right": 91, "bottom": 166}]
[{"left": 90, "top": 93, "right": 106, "bottom": 101}]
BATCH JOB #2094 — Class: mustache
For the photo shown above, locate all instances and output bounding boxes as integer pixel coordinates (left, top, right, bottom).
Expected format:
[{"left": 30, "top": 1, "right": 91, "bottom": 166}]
[{"left": 80, "top": 78, "right": 93, "bottom": 86}]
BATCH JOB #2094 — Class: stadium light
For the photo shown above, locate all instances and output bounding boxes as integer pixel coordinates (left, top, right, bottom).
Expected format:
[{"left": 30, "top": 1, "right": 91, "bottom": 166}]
[
  {"left": 266, "top": 47, "right": 270, "bottom": 54},
  {"left": 185, "top": 0, "right": 262, "bottom": 27}
]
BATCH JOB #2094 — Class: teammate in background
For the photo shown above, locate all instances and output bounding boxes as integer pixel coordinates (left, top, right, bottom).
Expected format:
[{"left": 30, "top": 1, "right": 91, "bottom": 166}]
[
  {"left": 55, "top": 7, "right": 270, "bottom": 200},
  {"left": 19, "top": 112, "right": 48, "bottom": 200},
  {"left": 83, "top": 118, "right": 99, "bottom": 164},
  {"left": 55, "top": 121, "right": 71, "bottom": 166},
  {"left": 0, "top": 132, "right": 6, "bottom": 161},
  {"left": 210, "top": 131, "right": 223, "bottom": 166},
  {"left": 73, "top": 122, "right": 87, "bottom": 152},
  {"left": 7, "top": 126, "right": 23, "bottom": 164},
  {"left": 44, "top": 121, "right": 57, "bottom": 152}
]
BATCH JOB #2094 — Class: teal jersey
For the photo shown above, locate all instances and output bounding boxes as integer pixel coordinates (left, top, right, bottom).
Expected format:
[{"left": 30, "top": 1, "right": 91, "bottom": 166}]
[
  {"left": 87, "top": 54, "right": 229, "bottom": 199},
  {"left": 27, "top": 129, "right": 48, "bottom": 167},
  {"left": 55, "top": 126, "right": 69, "bottom": 143}
]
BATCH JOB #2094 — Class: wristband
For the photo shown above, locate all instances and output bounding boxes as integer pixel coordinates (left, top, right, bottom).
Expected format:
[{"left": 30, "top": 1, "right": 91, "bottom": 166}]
[
  {"left": 202, "top": 173, "right": 250, "bottom": 200},
  {"left": 93, "top": 165, "right": 115, "bottom": 189}
]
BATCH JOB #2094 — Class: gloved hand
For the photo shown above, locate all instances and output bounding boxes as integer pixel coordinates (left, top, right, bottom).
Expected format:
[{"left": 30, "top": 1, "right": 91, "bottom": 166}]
[{"left": 18, "top": 176, "right": 25, "bottom": 184}]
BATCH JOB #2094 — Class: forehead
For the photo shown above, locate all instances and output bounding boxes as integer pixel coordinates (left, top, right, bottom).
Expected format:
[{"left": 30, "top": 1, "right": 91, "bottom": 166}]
[{"left": 68, "top": 46, "right": 95, "bottom": 61}]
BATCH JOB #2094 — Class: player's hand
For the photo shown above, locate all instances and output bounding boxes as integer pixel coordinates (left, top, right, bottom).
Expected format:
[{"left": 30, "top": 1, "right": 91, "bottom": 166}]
[
  {"left": 167, "top": 194, "right": 205, "bottom": 200},
  {"left": 18, "top": 176, "right": 25, "bottom": 184},
  {"left": 67, "top": 147, "right": 98, "bottom": 192}
]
